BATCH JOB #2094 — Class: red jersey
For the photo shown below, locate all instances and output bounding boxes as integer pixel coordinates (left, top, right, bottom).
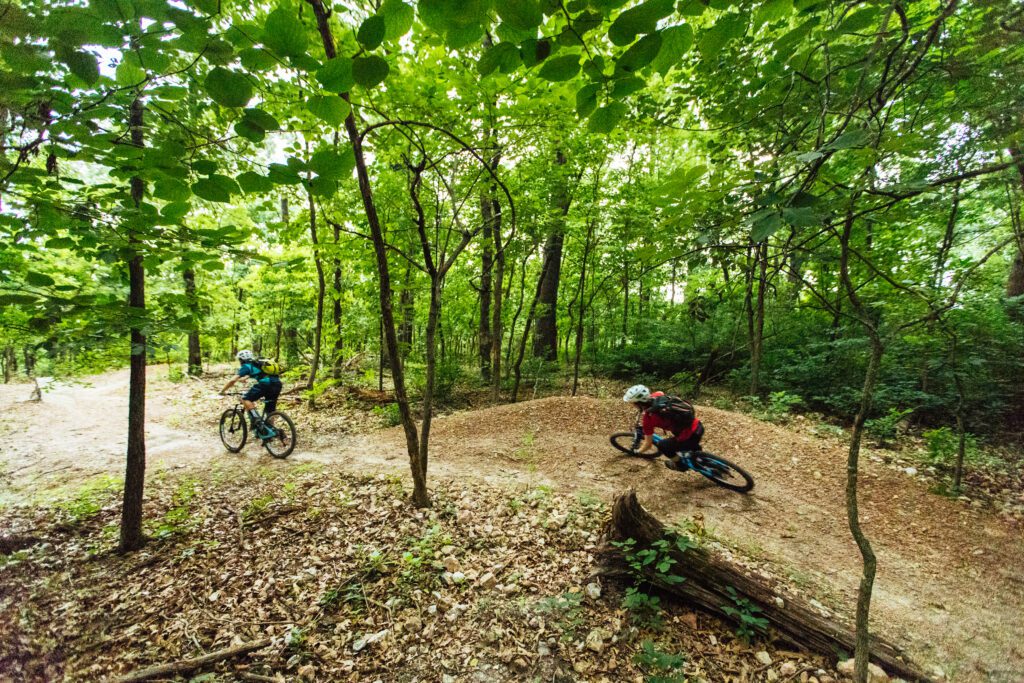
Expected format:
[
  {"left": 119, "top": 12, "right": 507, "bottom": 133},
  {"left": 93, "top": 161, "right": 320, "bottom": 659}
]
[{"left": 642, "top": 411, "right": 700, "bottom": 439}]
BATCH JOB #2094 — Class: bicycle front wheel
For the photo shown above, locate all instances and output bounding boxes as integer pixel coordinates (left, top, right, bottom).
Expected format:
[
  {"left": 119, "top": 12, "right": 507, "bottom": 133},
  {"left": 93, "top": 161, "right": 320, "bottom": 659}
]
[
  {"left": 610, "top": 432, "right": 659, "bottom": 459},
  {"left": 220, "top": 408, "right": 247, "bottom": 453},
  {"left": 262, "top": 411, "right": 296, "bottom": 459},
  {"left": 692, "top": 452, "right": 754, "bottom": 493}
]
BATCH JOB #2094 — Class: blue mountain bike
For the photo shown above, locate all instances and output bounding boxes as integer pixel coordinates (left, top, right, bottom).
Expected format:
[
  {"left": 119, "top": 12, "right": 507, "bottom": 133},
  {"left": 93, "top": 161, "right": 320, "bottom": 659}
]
[
  {"left": 219, "top": 393, "right": 296, "bottom": 459},
  {"left": 610, "top": 420, "right": 754, "bottom": 493}
]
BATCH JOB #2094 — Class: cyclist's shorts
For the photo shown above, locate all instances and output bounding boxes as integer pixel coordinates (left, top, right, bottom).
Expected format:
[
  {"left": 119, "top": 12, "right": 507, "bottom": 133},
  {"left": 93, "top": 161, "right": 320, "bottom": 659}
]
[{"left": 244, "top": 379, "right": 282, "bottom": 413}]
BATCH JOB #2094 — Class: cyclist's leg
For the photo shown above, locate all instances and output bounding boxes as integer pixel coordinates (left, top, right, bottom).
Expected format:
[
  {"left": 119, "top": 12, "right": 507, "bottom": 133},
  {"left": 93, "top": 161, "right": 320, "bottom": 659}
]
[
  {"left": 675, "top": 423, "right": 705, "bottom": 453},
  {"left": 263, "top": 379, "right": 282, "bottom": 414},
  {"left": 243, "top": 384, "right": 268, "bottom": 426}
]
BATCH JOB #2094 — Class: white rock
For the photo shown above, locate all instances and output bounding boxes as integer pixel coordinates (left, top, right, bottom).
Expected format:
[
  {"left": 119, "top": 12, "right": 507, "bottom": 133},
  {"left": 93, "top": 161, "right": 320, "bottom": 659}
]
[
  {"left": 585, "top": 628, "right": 608, "bottom": 653},
  {"left": 585, "top": 582, "right": 602, "bottom": 600},
  {"left": 478, "top": 572, "right": 497, "bottom": 589},
  {"left": 443, "top": 556, "right": 461, "bottom": 573},
  {"left": 755, "top": 651, "right": 773, "bottom": 666},
  {"left": 774, "top": 596, "right": 785, "bottom": 609},
  {"left": 837, "top": 659, "right": 889, "bottom": 682},
  {"left": 780, "top": 662, "right": 798, "bottom": 676},
  {"left": 904, "top": 467, "right": 918, "bottom": 476},
  {"left": 537, "top": 641, "right": 551, "bottom": 657},
  {"left": 442, "top": 675, "right": 456, "bottom": 683},
  {"left": 352, "top": 628, "right": 389, "bottom": 653}
]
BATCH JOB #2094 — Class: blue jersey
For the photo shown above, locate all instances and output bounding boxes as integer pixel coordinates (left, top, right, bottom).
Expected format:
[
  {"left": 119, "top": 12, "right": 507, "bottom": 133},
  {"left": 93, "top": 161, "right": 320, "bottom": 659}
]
[{"left": 237, "top": 362, "right": 274, "bottom": 384}]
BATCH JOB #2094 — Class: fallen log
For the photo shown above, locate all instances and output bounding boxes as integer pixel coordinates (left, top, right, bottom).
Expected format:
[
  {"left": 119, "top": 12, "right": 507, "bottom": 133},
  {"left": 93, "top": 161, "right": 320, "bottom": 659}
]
[
  {"left": 114, "top": 638, "right": 273, "bottom": 683},
  {"left": 597, "top": 490, "right": 929, "bottom": 682}
]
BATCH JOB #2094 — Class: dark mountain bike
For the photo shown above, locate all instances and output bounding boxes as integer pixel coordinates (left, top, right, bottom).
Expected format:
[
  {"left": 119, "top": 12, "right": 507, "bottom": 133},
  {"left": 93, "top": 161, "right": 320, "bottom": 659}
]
[
  {"left": 610, "top": 416, "right": 754, "bottom": 494},
  {"left": 219, "top": 393, "right": 296, "bottom": 459}
]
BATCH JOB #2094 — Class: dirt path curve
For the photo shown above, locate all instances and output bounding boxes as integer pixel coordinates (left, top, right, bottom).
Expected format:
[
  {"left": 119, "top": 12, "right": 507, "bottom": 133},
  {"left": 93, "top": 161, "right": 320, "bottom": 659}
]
[{"left": 2, "top": 372, "right": 1021, "bottom": 682}]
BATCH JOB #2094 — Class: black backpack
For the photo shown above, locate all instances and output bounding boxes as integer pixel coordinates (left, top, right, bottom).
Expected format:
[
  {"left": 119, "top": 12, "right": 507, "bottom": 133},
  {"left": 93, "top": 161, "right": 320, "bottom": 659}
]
[{"left": 649, "top": 395, "right": 695, "bottom": 428}]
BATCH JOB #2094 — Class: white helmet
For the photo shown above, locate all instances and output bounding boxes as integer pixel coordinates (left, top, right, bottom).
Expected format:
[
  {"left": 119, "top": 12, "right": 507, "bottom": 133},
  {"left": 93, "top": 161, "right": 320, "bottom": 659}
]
[
  {"left": 623, "top": 384, "right": 651, "bottom": 404},
  {"left": 237, "top": 349, "right": 256, "bottom": 362}
]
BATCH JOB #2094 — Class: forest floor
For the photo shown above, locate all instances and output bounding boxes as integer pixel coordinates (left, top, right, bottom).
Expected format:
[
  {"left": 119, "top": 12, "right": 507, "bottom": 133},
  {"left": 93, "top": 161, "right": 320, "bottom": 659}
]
[{"left": 1, "top": 368, "right": 1022, "bottom": 682}]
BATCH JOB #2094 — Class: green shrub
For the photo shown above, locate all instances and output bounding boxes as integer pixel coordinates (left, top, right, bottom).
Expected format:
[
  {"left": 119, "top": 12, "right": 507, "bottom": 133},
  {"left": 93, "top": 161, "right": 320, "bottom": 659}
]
[
  {"left": 865, "top": 407, "right": 913, "bottom": 446},
  {"left": 634, "top": 640, "right": 687, "bottom": 683},
  {"left": 747, "top": 391, "right": 802, "bottom": 422},
  {"left": 720, "top": 586, "right": 769, "bottom": 643},
  {"left": 372, "top": 403, "right": 402, "bottom": 427}
]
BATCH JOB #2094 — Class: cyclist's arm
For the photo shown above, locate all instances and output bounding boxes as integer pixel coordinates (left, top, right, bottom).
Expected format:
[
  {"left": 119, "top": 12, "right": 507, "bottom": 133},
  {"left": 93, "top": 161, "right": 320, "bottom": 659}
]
[{"left": 221, "top": 374, "right": 243, "bottom": 394}]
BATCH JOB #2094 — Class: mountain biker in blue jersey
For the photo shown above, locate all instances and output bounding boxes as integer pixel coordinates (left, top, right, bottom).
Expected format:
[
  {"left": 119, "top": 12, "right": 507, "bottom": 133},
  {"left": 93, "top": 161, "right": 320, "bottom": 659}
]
[
  {"left": 220, "top": 350, "right": 282, "bottom": 431},
  {"left": 623, "top": 384, "right": 703, "bottom": 471}
]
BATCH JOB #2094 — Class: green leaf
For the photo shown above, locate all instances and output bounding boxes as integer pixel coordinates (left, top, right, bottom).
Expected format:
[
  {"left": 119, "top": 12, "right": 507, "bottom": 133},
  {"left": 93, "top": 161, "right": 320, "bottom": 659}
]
[
  {"left": 697, "top": 13, "right": 745, "bottom": 60},
  {"left": 204, "top": 67, "right": 252, "bottom": 108},
  {"left": 537, "top": 53, "right": 581, "bottom": 81},
  {"left": 478, "top": 42, "right": 521, "bottom": 75},
  {"left": 575, "top": 82, "right": 601, "bottom": 117},
  {"left": 237, "top": 171, "right": 274, "bottom": 194},
  {"left": 617, "top": 32, "right": 663, "bottom": 73},
  {"left": 26, "top": 271, "right": 55, "bottom": 287},
  {"left": 306, "top": 96, "right": 350, "bottom": 125},
  {"left": 750, "top": 210, "right": 783, "bottom": 241},
  {"left": 782, "top": 206, "right": 819, "bottom": 227},
  {"left": 380, "top": 0, "right": 415, "bottom": 40},
  {"left": 64, "top": 50, "right": 100, "bottom": 85},
  {"left": 317, "top": 57, "right": 355, "bottom": 92},
  {"left": 519, "top": 38, "right": 552, "bottom": 67},
  {"left": 160, "top": 202, "right": 191, "bottom": 223},
  {"left": 357, "top": 15, "right": 386, "bottom": 49},
  {"left": 608, "top": 0, "right": 674, "bottom": 46},
  {"left": 837, "top": 8, "right": 876, "bottom": 35},
  {"left": 495, "top": 0, "right": 543, "bottom": 31},
  {"left": 262, "top": 8, "right": 308, "bottom": 58},
  {"left": 153, "top": 177, "right": 191, "bottom": 202},
  {"left": 611, "top": 75, "right": 645, "bottom": 97},
  {"left": 240, "top": 47, "right": 278, "bottom": 71},
  {"left": 754, "top": 0, "right": 793, "bottom": 27},
  {"left": 192, "top": 174, "right": 240, "bottom": 203},
  {"left": 825, "top": 128, "right": 871, "bottom": 150},
  {"left": 116, "top": 51, "right": 146, "bottom": 85},
  {"left": 243, "top": 108, "right": 279, "bottom": 131},
  {"left": 193, "top": 159, "right": 217, "bottom": 175},
  {"left": 677, "top": 0, "right": 707, "bottom": 16},
  {"left": 587, "top": 102, "right": 627, "bottom": 133},
  {"left": 0, "top": 294, "right": 39, "bottom": 306},
  {"left": 653, "top": 24, "right": 693, "bottom": 74},
  {"left": 309, "top": 147, "right": 356, "bottom": 179},
  {"left": 352, "top": 56, "right": 390, "bottom": 87},
  {"left": 234, "top": 118, "right": 265, "bottom": 142}
]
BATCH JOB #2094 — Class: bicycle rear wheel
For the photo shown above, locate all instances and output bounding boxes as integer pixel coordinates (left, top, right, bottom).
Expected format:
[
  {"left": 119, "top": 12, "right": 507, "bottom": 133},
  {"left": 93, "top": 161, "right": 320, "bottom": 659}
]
[
  {"left": 692, "top": 452, "right": 754, "bottom": 493},
  {"left": 220, "top": 408, "right": 247, "bottom": 453},
  {"left": 262, "top": 411, "right": 296, "bottom": 459},
  {"left": 610, "top": 432, "right": 659, "bottom": 459}
]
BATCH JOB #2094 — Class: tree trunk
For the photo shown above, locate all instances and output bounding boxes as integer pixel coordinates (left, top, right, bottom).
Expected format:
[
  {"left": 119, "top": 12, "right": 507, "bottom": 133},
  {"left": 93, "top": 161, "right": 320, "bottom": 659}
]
[
  {"left": 478, "top": 188, "right": 494, "bottom": 382},
  {"left": 750, "top": 241, "right": 768, "bottom": 396},
  {"left": 489, "top": 196, "right": 505, "bottom": 401},
  {"left": 513, "top": 252, "right": 552, "bottom": 402},
  {"left": 505, "top": 259, "right": 527, "bottom": 378},
  {"left": 306, "top": 180, "right": 325, "bottom": 393},
  {"left": 532, "top": 149, "right": 570, "bottom": 360},
  {"left": 839, "top": 207, "right": 882, "bottom": 683},
  {"left": 332, "top": 220, "right": 343, "bottom": 379},
  {"left": 398, "top": 265, "right": 414, "bottom": 353},
  {"left": 306, "top": 0, "right": 425, "bottom": 505},
  {"left": 183, "top": 267, "right": 202, "bottom": 376},
  {"left": 572, "top": 220, "right": 595, "bottom": 396},
  {"left": 598, "top": 491, "right": 928, "bottom": 682},
  {"left": 120, "top": 96, "right": 147, "bottom": 553}
]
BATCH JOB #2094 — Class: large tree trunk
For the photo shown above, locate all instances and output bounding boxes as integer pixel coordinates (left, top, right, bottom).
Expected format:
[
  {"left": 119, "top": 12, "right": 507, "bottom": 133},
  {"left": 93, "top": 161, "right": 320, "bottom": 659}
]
[
  {"left": 513, "top": 252, "right": 552, "bottom": 402},
  {"left": 478, "top": 185, "right": 494, "bottom": 382},
  {"left": 532, "top": 150, "right": 570, "bottom": 360},
  {"left": 306, "top": 0, "right": 425, "bottom": 505},
  {"left": 598, "top": 491, "right": 928, "bottom": 682},
  {"left": 183, "top": 267, "right": 202, "bottom": 376},
  {"left": 1008, "top": 147, "right": 1024, "bottom": 298},
  {"left": 489, "top": 194, "right": 505, "bottom": 401},
  {"left": 120, "top": 96, "right": 147, "bottom": 553}
]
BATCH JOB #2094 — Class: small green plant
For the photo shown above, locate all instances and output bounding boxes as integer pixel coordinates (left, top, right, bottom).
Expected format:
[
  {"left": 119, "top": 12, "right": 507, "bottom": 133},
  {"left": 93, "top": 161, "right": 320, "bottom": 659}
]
[
  {"left": 56, "top": 475, "right": 121, "bottom": 525},
  {"left": 167, "top": 366, "right": 186, "bottom": 383},
  {"left": 148, "top": 478, "right": 198, "bottom": 539},
  {"left": 923, "top": 426, "right": 975, "bottom": 464},
  {"left": 865, "top": 407, "right": 913, "bottom": 446},
  {"left": 241, "top": 492, "right": 275, "bottom": 522},
  {"left": 633, "top": 639, "right": 687, "bottom": 683},
  {"left": 534, "top": 592, "right": 585, "bottom": 641},
  {"left": 747, "top": 391, "right": 803, "bottom": 423},
  {"left": 720, "top": 586, "right": 769, "bottom": 643},
  {"left": 612, "top": 534, "right": 693, "bottom": 628},
  {"left": 371, "top": 403, "right": 402, "bottom": 427}
]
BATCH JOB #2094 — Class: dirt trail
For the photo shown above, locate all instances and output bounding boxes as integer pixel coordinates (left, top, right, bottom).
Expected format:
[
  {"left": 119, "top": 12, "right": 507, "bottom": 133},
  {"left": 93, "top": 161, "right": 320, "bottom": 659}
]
[{"left": 2, "top": 372, "right": 1022, "bottom": 681}]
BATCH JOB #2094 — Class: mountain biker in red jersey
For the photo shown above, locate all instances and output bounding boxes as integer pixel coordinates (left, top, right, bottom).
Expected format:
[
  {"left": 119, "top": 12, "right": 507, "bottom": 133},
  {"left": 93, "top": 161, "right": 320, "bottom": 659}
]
[{"left": 622, "top": 384, "right": 703, "bottom": 471}]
